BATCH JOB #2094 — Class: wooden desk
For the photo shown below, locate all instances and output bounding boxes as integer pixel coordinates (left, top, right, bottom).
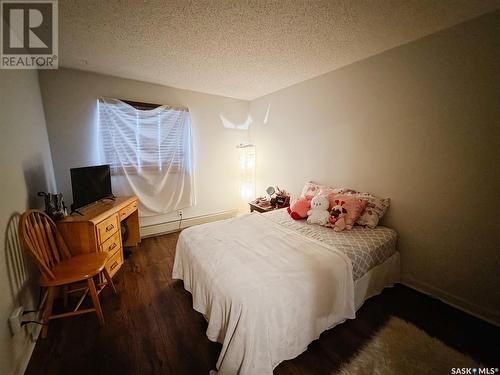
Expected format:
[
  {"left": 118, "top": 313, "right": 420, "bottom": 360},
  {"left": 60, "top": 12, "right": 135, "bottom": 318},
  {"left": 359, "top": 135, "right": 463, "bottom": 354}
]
[{"left": 57, "top": 196, "right": 140, "bottom": 279}]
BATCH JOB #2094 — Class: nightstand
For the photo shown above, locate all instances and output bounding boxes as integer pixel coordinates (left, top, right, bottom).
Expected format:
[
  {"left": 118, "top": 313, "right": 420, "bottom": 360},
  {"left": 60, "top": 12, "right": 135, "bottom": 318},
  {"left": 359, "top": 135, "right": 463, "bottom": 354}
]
[{"left": 249, "top": 202, "right": 288, "bottom": 213}]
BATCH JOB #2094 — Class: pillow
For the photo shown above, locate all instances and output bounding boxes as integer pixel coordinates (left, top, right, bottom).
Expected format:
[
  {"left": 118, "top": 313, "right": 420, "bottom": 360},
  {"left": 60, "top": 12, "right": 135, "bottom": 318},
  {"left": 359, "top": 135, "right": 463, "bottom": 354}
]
[
  {"left": 301, "top": 181, "right": 344, "bottom": 201},
  {"left": 300, "top": 181, "right": 320, "bottom": 199},
  {"left": 317, "top": 187, "right": 345, "bottom": 209},
  {"left": 330, "top": 194, "right": 368, "bottom": 230},
  {"left": 344, "top": 191, "right": 390, "bottom": 228},
  {"left": 322, "top": 191, "right": 352, "bottom": 209}
]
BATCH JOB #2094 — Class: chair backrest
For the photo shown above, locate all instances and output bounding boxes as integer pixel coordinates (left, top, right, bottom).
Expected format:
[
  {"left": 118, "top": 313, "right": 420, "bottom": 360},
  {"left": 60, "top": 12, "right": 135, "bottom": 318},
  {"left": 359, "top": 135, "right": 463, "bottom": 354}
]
[{"left": 18, "top": 210, "right": 72, "bottom": 280}]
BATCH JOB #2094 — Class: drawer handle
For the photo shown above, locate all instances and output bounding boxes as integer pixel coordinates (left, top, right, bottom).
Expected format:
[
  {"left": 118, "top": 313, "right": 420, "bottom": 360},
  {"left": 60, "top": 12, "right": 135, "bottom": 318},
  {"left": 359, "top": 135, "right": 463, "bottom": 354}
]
[
  {"left": 105, "top": 224, "right": 114, "bottom": 231},
  {"left": 108, "top": 243, "right": 117, "bottom": 251},
  {"left": 110, "top": 261, "right": 118, "bottom": 271}
]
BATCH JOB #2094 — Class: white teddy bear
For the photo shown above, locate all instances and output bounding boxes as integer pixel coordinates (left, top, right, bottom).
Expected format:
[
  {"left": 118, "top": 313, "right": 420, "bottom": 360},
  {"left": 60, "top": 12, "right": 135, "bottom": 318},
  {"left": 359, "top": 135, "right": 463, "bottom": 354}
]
[{"left": 307, "top": 195, "right": 330, "bottom": 226}]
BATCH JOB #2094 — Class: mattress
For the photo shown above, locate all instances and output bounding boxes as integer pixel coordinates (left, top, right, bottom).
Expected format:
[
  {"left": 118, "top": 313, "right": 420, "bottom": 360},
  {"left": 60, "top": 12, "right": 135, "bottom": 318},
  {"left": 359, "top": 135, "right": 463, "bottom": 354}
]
[
  {"left": 263, "top": 209, "right": 397, "bottom": 280},
  {"left": 173, "top": 212, "right": 356, "bottom": 374}
]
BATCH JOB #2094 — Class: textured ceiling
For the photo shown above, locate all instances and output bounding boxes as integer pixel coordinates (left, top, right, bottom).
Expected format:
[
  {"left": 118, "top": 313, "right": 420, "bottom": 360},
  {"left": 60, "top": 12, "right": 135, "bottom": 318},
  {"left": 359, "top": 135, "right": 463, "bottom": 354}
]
[{"left": 59, "top": 0, "right": 500, "bottom": 100}]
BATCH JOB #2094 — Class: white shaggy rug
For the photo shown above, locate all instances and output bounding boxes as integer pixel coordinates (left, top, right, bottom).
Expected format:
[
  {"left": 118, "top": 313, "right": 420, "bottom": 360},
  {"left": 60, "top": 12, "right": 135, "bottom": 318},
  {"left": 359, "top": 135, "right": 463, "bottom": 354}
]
[{"left": 337, "top": 317, "right": 481, "bottom": 375}]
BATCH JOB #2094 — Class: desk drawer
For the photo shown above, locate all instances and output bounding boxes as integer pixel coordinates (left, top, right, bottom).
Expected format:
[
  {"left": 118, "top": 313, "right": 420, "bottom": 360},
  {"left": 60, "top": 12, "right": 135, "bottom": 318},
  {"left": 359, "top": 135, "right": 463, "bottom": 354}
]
[
  {"left": 96, "top": 214, "right": 119, "bottom": 244},
  {"left": 119, "top": 201, "right": 137, "bottom": 220},
  {"left": 106, "top": 250, "right": 122, "bottom": 278},
  {"left": 100, "top": 230, "right": 121, "bottom": 257}
]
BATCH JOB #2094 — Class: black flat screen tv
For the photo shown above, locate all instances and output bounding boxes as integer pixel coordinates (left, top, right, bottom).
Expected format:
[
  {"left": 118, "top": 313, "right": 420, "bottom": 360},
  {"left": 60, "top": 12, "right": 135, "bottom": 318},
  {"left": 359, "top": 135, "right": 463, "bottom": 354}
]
[{"left": 70, "top": 164, "right": 113, "bottom": 210}]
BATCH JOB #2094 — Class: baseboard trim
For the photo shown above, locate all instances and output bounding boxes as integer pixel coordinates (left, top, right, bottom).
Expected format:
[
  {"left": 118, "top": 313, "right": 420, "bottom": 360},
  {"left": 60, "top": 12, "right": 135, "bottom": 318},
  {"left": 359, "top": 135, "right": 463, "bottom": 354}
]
[
  {"left": 402, "top": 276, "right": 500, "bottom": 328},
  {"left": 140, "top": 209, "right": 239, "bottom": 238},
  {"left": 15, "top": 339, "right": 37, "bottom": 375}
]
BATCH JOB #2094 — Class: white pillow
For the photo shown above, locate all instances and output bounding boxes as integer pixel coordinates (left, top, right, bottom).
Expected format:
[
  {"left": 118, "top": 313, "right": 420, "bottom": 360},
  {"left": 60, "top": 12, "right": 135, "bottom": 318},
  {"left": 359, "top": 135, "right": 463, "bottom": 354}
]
[
  {"left": 352, "top": 193, "right": 390, "bottom": 228},
  {"left": 300, "top": 181, "right": 344, "bottom": 200}
]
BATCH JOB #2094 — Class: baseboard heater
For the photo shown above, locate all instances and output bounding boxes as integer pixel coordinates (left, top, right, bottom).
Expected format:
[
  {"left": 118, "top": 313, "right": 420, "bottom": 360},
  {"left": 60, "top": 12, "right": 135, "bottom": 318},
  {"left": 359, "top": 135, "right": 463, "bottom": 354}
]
[{"left": 140, "top": 209, "right": 239, "bottom": 238}]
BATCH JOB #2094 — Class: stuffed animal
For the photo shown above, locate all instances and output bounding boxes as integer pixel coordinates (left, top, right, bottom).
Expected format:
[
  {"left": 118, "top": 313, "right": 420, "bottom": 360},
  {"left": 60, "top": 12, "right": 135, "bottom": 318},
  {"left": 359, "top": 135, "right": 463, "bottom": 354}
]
[
  {"left": 328, "top": 200, "right": 348, "bottom": 232},
  {"left": 307, "top": 195, "right": 330, "bottom": 226},
  {"left": 287, "top": 197, "right": 311, "bottom": 220}
]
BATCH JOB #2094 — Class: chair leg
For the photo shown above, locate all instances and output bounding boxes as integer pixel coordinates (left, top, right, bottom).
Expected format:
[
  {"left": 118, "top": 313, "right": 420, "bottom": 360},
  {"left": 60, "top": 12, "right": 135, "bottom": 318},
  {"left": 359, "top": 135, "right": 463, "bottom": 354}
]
[
  {"left": 41, "top": 287, "right": 56, "bottom": 338},
  {"left": 87, "top": 277, "right": 105, "bottom": 327},
  {"left": 102, "top": 268, "right": 117, "bottom": 294}
]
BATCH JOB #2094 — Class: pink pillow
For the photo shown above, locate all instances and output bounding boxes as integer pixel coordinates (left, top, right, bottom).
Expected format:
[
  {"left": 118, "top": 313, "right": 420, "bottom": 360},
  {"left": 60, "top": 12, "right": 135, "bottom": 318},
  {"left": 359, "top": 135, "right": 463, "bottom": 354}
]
[
  {"left": 330, "top": 194, "right": 368, "bottom": 230},
  {"left": 344, "top": 191, "right": 390, "bottom": 228},
  {"left": 319, "top": 188, "right": 353, "bottom": 209},
  {"left": 317, "top": 187, "right": 345, "bottom": 207}
]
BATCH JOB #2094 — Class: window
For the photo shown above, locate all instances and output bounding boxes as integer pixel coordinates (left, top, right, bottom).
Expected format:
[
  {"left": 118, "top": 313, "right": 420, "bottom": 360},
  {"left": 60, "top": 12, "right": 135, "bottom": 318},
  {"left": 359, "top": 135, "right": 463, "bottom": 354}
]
[
  {"left": 98, "top": 98, "right": 190, "bottom": 174},
  {"left": 97, "top": 97, "right": 194, "bottom": 216}
]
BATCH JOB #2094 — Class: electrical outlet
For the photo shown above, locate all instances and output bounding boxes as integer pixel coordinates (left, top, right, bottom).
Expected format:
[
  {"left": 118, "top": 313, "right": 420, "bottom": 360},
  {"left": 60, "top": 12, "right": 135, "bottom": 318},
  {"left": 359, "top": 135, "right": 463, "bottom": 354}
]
[
  {"left": 9, "top": 306, "right": 23, "bottom": 336},
  {"left": 178, "top": 210, "right": 183, "bottom": 216}
]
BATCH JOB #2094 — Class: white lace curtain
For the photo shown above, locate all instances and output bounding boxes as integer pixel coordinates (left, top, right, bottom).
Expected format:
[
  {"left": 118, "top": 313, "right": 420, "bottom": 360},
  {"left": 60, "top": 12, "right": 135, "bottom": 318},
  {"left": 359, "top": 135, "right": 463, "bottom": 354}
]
[{"left": 98, "top": 97, "right": 195, "bottom": 216}]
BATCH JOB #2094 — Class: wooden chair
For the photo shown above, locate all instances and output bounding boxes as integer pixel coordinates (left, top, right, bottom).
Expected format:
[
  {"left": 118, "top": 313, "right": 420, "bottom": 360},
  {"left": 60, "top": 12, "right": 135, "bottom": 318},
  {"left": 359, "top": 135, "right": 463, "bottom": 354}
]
[{"left": 18, "top": 209, "right": 117, "bottom": 338}]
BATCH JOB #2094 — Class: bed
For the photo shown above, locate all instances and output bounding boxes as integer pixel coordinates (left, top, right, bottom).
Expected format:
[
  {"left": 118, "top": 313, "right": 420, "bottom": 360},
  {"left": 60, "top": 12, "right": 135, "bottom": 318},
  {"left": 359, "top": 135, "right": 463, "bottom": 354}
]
[{"left": 172, "top": 209, "right": 399, "bottom": 375}]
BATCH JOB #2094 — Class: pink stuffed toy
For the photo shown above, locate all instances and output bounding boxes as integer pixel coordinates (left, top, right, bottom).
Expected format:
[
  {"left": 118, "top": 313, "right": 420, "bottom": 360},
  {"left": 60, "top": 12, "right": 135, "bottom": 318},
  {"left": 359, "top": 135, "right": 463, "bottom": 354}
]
[{"left": 287, "top": 197, "right": 311, "bottom": 220}]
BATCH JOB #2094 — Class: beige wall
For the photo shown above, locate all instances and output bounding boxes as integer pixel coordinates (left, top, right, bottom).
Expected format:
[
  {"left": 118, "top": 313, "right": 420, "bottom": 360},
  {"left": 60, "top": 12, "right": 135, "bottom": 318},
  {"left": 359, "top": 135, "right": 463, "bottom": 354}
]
[
  {"left": 0, "top": 70, "right": 57, "bottom": 374},
  {"left": 39, "top": 68, "right": 250, "bottom": 227},
  {"left": 249, "top": 11, "right": 500, "bottom": 324}
]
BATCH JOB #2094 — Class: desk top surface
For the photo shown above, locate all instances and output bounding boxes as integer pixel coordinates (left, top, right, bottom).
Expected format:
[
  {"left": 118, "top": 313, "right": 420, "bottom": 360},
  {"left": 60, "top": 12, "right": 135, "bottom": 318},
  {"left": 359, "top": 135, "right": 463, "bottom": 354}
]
[{"left": 58, "top": 196, "right": 137, "bottom": 224}]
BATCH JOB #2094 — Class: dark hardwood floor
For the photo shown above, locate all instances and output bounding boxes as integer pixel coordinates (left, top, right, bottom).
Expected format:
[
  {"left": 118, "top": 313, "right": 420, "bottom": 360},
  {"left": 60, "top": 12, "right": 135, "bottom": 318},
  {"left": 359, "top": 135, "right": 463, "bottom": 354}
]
[{"left": 26, "top": 232, "right": 500, "bottom": 375}]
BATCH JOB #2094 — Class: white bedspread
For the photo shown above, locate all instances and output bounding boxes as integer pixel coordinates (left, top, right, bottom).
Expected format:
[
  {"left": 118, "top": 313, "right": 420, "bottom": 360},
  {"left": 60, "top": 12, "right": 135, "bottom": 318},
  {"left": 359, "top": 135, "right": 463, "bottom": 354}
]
[{"left": 172, "top": 213, "right": 355, "bottom": 375}]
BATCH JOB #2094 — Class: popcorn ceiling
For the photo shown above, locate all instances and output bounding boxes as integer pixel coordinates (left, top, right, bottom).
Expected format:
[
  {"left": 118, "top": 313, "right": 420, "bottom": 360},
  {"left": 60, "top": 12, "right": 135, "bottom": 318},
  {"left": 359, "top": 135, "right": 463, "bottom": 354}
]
[{"left": 59, "top": 0, "right": 499, "bottom": 100}]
